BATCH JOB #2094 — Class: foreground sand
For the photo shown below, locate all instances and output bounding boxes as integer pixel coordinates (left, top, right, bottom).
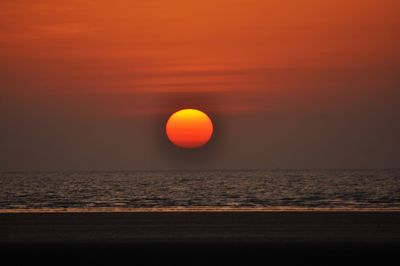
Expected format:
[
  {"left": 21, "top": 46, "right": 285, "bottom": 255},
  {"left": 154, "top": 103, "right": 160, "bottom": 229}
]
[{"left": 1, "top": 211, "right": 399, "bottom": 243}]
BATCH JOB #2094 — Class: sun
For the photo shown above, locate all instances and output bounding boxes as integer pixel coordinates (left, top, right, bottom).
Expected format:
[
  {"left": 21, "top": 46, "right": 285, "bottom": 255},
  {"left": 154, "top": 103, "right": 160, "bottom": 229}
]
[{"left": 166, "top": 109, "right": 214, "bottom": 149}]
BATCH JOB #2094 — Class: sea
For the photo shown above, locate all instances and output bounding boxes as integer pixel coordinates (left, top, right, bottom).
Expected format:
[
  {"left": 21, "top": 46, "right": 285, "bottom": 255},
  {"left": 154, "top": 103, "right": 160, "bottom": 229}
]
[{"left": 0, "top": 169, "right": 399, "bottom": 211}]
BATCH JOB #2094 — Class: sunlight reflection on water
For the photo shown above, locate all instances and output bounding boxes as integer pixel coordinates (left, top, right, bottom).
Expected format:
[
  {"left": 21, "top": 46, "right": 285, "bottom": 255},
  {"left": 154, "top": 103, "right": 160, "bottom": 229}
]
[{"left": 0, "top": 169, "right": 399, "bottom": 211}]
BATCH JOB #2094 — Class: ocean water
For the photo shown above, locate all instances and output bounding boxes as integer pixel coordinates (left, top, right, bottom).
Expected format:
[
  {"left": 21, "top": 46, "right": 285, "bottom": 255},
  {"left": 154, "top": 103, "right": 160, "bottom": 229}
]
[{"left": 0, "top": 169, "right": 399, "bottom": 211}]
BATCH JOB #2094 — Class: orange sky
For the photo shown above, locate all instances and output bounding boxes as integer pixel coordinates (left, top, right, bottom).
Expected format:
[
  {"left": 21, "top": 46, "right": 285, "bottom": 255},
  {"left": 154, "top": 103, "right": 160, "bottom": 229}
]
[{"left": 1, "top": 1, "right": 399, "bottom": 170}]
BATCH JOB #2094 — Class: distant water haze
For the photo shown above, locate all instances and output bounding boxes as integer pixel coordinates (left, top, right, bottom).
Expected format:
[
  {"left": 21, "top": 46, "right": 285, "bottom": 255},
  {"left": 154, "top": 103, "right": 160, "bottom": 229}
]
[{"left": 1, "top": 169, "right": 399, "bottom": 211}]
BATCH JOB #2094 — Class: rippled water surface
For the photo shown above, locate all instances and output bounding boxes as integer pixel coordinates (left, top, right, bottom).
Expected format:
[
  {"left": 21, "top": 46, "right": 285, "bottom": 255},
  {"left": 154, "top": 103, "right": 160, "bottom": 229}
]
[{"left": 0, "top": 170, "right": 399, "bottom": 210}]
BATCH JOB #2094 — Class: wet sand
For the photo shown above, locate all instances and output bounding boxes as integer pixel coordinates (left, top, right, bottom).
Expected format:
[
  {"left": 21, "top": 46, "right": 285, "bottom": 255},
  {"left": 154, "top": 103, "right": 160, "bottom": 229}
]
[
  {"left": 0, "top": 211, "right": 399, "bottom": 243},
  {"left": 1, "top": 211, "right": 399, "bottom": 262}
]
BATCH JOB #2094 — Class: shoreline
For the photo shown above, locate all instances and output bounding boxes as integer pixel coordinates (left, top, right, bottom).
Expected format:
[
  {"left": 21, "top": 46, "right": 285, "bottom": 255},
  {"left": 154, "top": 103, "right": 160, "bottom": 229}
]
[{"left": 1, "top": 206, "right": 400, "bottom": 213}]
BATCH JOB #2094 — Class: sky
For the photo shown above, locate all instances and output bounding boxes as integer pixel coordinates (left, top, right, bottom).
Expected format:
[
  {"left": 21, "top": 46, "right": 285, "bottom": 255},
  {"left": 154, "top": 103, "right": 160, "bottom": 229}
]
[{"left": 0, "top": 0, "right": 399, "bottom": 170}]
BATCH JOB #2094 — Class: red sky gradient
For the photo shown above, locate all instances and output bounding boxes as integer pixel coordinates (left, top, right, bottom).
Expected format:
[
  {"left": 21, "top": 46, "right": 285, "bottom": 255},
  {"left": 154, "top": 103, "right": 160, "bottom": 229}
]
[{"left": 0, "top": 1, "right": 399, "bottom": 170}]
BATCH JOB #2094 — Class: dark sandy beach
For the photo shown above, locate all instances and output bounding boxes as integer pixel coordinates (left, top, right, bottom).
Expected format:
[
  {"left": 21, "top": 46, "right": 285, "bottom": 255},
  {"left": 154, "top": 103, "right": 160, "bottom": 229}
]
[
  {"left": 1, "top": 211, "right": 400, "bottom": 243},
  {"left": 1, "top": 211, "right": 399, "bottom": 263}
]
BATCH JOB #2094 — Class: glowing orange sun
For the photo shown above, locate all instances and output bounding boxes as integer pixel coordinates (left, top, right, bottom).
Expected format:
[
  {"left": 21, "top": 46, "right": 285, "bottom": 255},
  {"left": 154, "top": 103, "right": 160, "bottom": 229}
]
[{"left": 166, "top": 109, "right": 214, "bottom": 149}]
